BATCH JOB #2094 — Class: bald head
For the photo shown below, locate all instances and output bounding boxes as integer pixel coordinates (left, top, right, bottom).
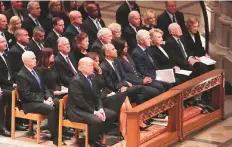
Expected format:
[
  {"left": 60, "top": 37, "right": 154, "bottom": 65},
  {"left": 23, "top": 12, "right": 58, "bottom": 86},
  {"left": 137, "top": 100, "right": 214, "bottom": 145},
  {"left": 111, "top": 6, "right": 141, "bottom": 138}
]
[
  {"left": 78, "top": 57, "right": 94, "bottom": 76},
  {"left": 69, "top": 10, "right": 82, "bottom": 25},
  {"left": 0, "top": 14, "right": 7, "bottom": 30},
  {"left": 22, "top": 51, "right": 36, "bottom": 69},
  {"left": 168, "top": 23, "right": 182, "bottom": 37},
  {"left": 128, "top": 11, "right": 140, "bottom": 28}
]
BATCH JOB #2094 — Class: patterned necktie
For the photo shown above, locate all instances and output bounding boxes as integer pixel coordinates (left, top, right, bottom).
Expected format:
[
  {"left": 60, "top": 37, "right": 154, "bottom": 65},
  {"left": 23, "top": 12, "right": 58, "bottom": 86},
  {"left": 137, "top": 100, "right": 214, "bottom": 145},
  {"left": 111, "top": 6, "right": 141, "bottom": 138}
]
[
  {"left": 66, "top": 56, "right": 77, "bottom": 74},
  {"left": 35, "top": 19, "right": 40, "bottom": 26},
  {"left": 86, "top": 76, "right": 92, "bottom": 89},
  {"left": 172, "top": 15, "right": 176, "bottom": 23},
  {"left": 112, "top": 62, "right": 122, "bottom": 82},
  {"left": 177, "top": 39, "right": 187, "bottom": 59},
  {"left": 144, "top": 49, "right": 156, "bottom": 68}
]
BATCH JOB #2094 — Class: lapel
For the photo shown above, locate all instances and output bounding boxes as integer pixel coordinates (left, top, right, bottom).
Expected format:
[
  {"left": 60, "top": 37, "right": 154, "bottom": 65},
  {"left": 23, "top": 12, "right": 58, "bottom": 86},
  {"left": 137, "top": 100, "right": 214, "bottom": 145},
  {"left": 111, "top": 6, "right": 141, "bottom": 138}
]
[
  {"left": 80, "top": 72, "right": 96, "bottom": 93},
  {"left": 88, "top": 18, "right": 98, "bottom": 33},
  {"left": 22, "top": 66, "right": 41, "bottom": 89},
  {"left": 156, "top": 45, "right": 169, "bottom": 60},
  {"left": 70, "top": 24, "right": 79, "bottom": 34},
  {"left": 15, "top": 44, "right": 25, "bottom": 54},
  {"left": 164, "top": 11, "right": 173, "bottom": 25},
  {"left": 103, "top": 59, "right": 117, "bottom": 76}
]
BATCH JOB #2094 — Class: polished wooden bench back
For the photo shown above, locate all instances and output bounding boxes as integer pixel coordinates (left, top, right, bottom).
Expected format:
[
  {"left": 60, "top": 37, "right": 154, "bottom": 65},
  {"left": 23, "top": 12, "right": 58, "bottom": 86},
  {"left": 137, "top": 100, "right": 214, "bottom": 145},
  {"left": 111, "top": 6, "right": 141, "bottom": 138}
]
[{"left": 126, "top": 69, "right": 224, "bottom": 147}]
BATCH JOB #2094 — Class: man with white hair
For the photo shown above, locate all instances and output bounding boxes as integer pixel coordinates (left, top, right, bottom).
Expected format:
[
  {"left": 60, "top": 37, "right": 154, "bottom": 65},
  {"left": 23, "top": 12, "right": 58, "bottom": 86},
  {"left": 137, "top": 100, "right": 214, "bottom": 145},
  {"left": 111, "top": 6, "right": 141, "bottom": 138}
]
[
  {"left": 90, "top": 27, "right": 112, "bottom": 61},
  {"left": 16, "top": 51, "right": 63, "bottom": 145},
  {"left": 131, "top": 30, "right": 172, "bottom": 93},
  {"left": 55, "top": 37, "right": 77, "bottom": 82},
  {"left": 165, "top": 23, "right": 209, "bottom": 77},
  {"left": 67, "top": 57, "right": 116, "bottom": 147},
  {"left": 64, "top": 10, "right": 83, "bottom": 43},
  {"left": 22, "top": 1, "right": 42, "bottom": 37},
  {"left": 122, "top": 10, "right": 141, "bottom": 53}
]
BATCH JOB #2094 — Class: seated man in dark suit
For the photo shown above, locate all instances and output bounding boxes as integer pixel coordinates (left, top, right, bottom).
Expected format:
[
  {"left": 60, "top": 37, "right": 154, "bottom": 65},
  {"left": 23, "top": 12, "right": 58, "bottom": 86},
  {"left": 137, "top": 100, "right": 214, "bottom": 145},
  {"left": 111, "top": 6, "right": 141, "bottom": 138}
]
[
  {"left": 55, "top": 37, "right": 77, "bottom": 82},
  {"left": 131, "top": 30, "right": 172, "bottom": 92},
  {"left": 90, "top": 28, "right": 112, "bottom": 61},
  {"left": 5, "top": 0, "right": 28, "bottom": 22},
  {"left": 122, "top": 10, "right": 141, "bottom": 53},
  {"left": 67, "top": 57, "right": 116, "bottom": 147},
  {"left": 16, "top": 51, "right": 63, "bottom": 146},
  {"left": 100, "top": 43, "right": 159, "bottom": 104},
  {"left": 64, "top": 10, "right": 83, "bottom": 44},
  {"left": 82, "top": 3, "right": 105, "bottom": 47},
  {"left": 44, "top": 17, "right": 64, "bottom": 55},
  {"left": 157, "top": 1, "right": 186, "bottom": 40},
  {"left": 116, "top": 1, "right": 140, "bottom": 29},
  {"left": 22, "top": 1, "right": 42, "bottom": 37},
  {"left": 8, "top": 28, "right": 30, "bottom": 81},
  {"left": 28, "top": 26, "right": 45, "bottom": 59},
  {"left": 165, "top": 23, "right": 209, "bottom": 77}
]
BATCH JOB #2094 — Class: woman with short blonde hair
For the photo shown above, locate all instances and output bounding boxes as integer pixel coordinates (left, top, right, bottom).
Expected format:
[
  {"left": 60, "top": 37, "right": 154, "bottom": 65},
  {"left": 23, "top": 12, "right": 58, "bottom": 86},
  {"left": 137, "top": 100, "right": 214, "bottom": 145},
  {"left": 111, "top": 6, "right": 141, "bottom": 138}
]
[
  {"left": 142, "top": 9, "right": 157, "bottom": 31},
  {"left": 108, "top": 23, "right": 122, "bottom": 39}
]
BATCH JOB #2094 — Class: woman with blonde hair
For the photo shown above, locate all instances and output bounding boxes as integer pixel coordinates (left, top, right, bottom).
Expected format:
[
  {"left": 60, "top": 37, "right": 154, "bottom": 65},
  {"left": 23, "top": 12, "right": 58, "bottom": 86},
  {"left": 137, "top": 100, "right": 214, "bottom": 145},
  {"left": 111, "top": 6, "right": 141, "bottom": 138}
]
[
  {"left": 7, "top": 16, "right": 22, "bottom": 48},
  {"left": 108, "top": 23, "right": 122, "bottom": 39},
  {"left": 142, "top": 9, "right": 157, "bottom": 31}
]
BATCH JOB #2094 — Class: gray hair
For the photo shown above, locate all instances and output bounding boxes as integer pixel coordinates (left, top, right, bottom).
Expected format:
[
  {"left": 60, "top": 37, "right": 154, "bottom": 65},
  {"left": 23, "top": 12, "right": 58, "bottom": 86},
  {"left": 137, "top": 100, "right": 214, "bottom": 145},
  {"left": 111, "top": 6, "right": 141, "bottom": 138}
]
[
  {"left": 102, "top": 43, "right": 114, "bottom": 56},
  {"left": 108, "top": 23, "right": 121, "bottom": 32},
  {"left": 14, "top": 28, "right": 27, "bottom": 39},
  {"left": 136, "top": 29, "right": 150, "bottom": 42},
  {"left": 97, "top": 28, "right": 112, "bottom": 39},
  {"left": 57, "top": 37, "right": 69, "bottom": 47},
  {"left": 27, "top": 1, "right": 39, "bottom": 11},
  {"left": 22, "top": 51, "right": 35, "bottom": 63},
  {"left": 33, "top": 26, "right": 45, "bottom": 34},
  {"left": 168, "top": 23, "right": 179, "bottom": 34},
  {"left": 78, "top": 57, "right": 93, "bottom": 71},
  {"left": 128, "top": 11, "right": 139, "bottom": 22}
]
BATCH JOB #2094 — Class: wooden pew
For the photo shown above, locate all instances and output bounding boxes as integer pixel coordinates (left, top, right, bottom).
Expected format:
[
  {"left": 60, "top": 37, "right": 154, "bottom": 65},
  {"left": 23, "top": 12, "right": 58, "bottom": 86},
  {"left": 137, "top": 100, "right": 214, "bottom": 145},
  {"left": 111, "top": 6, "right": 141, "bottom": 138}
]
[
  {"left": 172, "top": 69, "right": 224, "bottom": 138},
  {"left": 125, "top": 69, "right": 224, "bottom": 147}
]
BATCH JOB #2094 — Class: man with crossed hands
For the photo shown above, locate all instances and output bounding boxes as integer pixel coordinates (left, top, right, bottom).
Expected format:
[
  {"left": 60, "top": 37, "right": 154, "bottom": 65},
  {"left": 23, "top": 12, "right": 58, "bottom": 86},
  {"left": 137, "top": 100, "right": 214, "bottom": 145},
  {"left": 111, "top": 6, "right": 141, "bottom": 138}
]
[{"left": 67, "top": 57, "right": 116, "bottom": 147}]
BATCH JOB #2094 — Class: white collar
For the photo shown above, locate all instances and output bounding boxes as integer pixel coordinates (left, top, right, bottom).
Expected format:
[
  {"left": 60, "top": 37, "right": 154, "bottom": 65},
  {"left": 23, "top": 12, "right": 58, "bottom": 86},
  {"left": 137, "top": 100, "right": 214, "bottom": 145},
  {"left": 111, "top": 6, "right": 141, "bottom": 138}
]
[
  {"left": 59, "top": 51, "right": 68, "bottom": 59},
  {"left": 17, "top": 42, "right": 26, "bottom": 50},
  {"left": 126, "top": 1, "right": 133, "bottom": 11},
  {"left": 28, "top": 14, "right": 37, "bottom": 22},
  {"left": 53, "top": 29, "right": 61, "bottom": 37},
  {"left": 0, "top": 51, "right": 3, "bottom": 56},
  {"left": 89, "top": 16, "right": 98, "bottom": 22},
  {"left": 138, "top": 44, "right": 146, "bottom": 52},
  {"left": 25, "top": 65, "right": 33, "bottom": 73},
  {"left": 129, "top": 23, "right": 137, "bottom": 33},
  {"left": 105, "top": 58, "right": 114, "bottom": 65}
]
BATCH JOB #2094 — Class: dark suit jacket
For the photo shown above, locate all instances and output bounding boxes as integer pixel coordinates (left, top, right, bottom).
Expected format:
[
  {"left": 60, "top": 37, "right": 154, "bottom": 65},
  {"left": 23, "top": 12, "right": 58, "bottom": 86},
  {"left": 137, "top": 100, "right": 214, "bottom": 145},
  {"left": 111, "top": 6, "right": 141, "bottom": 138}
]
[
  {"left": 5, "top": 7, "right": 28, "bottom": 22},
  {"left": 164, "top": 36, "right": 192, "bottom": 69},
  {"left": 116, "top": 2, "right": 140, "bottom": 29},
  {"left": 0, "top": 54, "right": 13, "bottom": 87},
  {"left": 28, "top": 39, "right": 43, "bottom": 59},
  {"left": 90, "top": 39, "right": 104, "bottom": 60},
  {"left": 5, "top": 31, "right": 16, "bottom": 49},
  {"left": 64, "top": 24, "right": 81, "bottom": 43},
  {"left": 131, "top": 46, "right": 157, "bottom": 79},
  {"left": 16, "top": 66, "right": 52, "bottom": 113},
  {"left": 67, "top": 72, "right": 103, "bottom": 115},
  {"left": 44, "top": 30, "right": 60, "bottom": 55},
  {"left": 22, "top": 15, "right": 42, "bottom": 37},
  {"left": 100, "top": 59, "right": 128, "bottom": 92},
  {"left": 115, "top": 55, "right": 144, "bottom": 85},
  {"left": 157, "top": 10, "right": 186, "bottom": 40},
  {"left": 184, "top": 31, "right": 206, "bottom": 57},
  {"left": 122, "top": 25, "right": 137, "bottom": 53},
  {"left": 82, "top": 17, "right": 105, "bottom": 46},
  {"left": 8, "top": 44, "right": 28, "bottom": 81},
  {"left": 54, "top": 52, "right": 77, "bottom": 82},
  {"left": 148, "top": 45, "right": 175, "bottom": 69}
]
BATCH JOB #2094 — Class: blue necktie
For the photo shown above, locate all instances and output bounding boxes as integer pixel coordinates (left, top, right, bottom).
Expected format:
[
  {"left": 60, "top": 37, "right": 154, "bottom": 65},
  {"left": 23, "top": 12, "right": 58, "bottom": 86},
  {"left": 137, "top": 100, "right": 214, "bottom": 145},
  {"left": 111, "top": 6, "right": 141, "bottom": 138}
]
[
  {"left": 32, "top": 70, "right": 41, "bottom": 89},
  {"left": 87, "top": 77, "right": 92, "bottom": 89}
]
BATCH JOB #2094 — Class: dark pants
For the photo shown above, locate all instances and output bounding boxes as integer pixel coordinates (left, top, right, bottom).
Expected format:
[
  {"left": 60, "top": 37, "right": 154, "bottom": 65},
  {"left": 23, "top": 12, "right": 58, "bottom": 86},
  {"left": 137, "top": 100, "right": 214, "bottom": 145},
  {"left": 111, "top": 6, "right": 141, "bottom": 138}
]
[
  {"left": 149, "top": 80, "right": 172, "bottom": 93},
  {"left": 0, "top": 88, "right": 12, "bottom": 129},
  {"left": 28, "top": 101, "right": 59, "bottom": 139},
  {"left": 68, "top": 108, "right": 116, "bottom": 141}
]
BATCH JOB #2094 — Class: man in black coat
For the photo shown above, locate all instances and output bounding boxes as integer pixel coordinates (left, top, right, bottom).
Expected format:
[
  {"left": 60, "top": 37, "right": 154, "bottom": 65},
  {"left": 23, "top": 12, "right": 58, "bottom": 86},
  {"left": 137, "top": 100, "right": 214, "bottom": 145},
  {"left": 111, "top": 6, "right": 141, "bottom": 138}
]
[
  {"left": 28, "top": 26, "right": 45, "bottom": 59},
  {"left": 100, "top": 43, "right": 160, "bottom": 104},
  {"left": 44, "top": 17, "right": 64, "bottom": 55},
  {"left": 64, "top": 10, "right": 83, "bottom": 44},
  {"left": 164, "top": 23, "right": 209, "bottom": 77},
  {"left": 0, "top": 14, "right": 10, "bottom": 52},
  {"left": 5, "top": 0, "right": 28, "bottom": 22},
  {"left": 22, "top": 1, "right": 42, "bottom": 37},
  {"left": 131, "top": 30, "right": 173, "bottom": 92},
  {"left": 90, "top": 28, "right": 112, "bottom": 61},
  {"left": 67, "top": 57, "right": 116, "bottom": 147},
  {"left": 157, "top": 1, "right": 186, "bottom": 40},
  {"left": 122, "top": 11, "right": 141, "bottom": 53},
  {"left": 116, "top": 1, "right": 140, "bottom": 29},
  {"left": 16, "top": 51, "right": 62, "bottom": 146},
  {"left": 82, "top": 3, "right": 105, "bottom": 47},
  {"left": 8, "top": 28, "right": 30, "bottom": 81},
  {"left": 55, "top": 37, "right": 77, "bottom": 82}
]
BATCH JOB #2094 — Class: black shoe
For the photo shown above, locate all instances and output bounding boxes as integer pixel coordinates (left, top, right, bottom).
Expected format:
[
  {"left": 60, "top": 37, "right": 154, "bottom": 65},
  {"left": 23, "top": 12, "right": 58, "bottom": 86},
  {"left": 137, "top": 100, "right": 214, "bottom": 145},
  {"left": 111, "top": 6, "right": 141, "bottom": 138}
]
[
  {"left": 16, "top": 124, "right": 27, "bottom": 131},
  {"left": 0, "top": 128, "right": 11, "bottom": 137},
  {"left": 139, "top": 124, "right": 151, "bottom": 131},
  {"left": 63, "top": 130, "right": 74, "bottom": 137},
  {"left": 62, "top": 135, "right": 71, "bottom": 140},
  {"left": 90, "top": 140, "right": 107, "bottom": 147},
  {"left": 53, "top": 139, "right": 66, "bottom": 146}
]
